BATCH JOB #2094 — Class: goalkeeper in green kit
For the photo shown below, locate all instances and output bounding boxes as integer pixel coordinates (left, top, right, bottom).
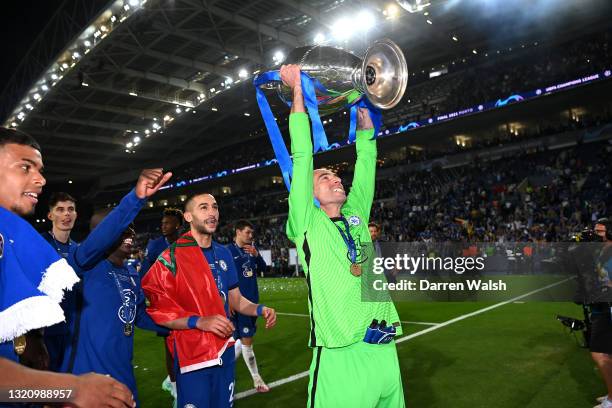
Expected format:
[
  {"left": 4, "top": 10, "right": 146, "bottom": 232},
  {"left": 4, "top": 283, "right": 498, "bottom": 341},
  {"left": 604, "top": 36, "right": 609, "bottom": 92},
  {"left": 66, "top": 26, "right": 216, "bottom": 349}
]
[{"left": 281, "top": 64, "right": 405, "bottom": 408}]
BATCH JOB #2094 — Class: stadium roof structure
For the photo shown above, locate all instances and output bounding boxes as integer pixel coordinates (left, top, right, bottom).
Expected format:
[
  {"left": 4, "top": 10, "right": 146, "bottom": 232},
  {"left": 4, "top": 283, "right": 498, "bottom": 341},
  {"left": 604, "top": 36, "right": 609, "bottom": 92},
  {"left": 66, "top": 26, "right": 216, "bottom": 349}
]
[{"left": 2, "top": 0, "right": 610, "bottom": 196}]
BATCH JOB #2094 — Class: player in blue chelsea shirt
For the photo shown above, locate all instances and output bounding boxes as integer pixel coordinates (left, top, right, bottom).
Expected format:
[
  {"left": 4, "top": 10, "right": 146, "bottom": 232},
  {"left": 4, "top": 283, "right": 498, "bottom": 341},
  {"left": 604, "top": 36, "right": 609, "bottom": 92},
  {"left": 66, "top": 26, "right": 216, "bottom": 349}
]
[
  {"left": 141, "top": 207, "right": 183, "bottom": 276},
  {"left": 61, "top": 169, "right": 172, "bottom": 406},
  {"left": 227, "top": 220, "right": 269, "bottom": 392},
  {"left": 41, "top": 192, "right": 79, "bottom": 372}
]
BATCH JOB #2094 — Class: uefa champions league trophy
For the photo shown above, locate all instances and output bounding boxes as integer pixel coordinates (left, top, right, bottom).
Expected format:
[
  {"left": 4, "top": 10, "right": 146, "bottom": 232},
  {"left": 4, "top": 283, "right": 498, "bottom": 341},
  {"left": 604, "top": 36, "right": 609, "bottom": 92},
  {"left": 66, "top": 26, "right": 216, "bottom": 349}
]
[
  {"left": 253, "top": 38, "right": 408, "bottom": 190},
  {"left": 261, "top": 38, "right": 408, "bottom": 115}
]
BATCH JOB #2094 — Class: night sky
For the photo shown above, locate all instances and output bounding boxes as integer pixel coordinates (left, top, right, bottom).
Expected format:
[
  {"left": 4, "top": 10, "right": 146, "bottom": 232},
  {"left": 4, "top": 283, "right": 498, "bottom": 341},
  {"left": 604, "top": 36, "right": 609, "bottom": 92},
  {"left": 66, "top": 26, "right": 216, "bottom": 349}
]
[{"left": 0, "top": 1, "right": 63, "bottom": 85}]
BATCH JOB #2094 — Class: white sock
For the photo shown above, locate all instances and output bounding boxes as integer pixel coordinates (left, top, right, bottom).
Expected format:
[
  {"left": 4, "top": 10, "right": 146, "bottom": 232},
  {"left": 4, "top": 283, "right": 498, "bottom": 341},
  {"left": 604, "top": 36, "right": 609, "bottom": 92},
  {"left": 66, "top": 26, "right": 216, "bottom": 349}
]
[
  {"left": 234, "top": 339, "right": 243, "bottom": 361},
  {"left": 241, "top": 345, "right": 260, "bottom": 378},
  {"left": 170, "top": 381, "right": 176, "bottom": 398}
]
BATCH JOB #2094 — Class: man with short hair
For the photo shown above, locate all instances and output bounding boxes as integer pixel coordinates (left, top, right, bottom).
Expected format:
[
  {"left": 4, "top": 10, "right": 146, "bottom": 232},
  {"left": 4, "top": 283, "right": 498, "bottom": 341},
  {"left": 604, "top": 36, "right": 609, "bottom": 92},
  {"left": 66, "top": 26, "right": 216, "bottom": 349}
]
[
  {"left": 281, "top": 65, "right": 404, "bottom": 408},
  {"left": 70, "top": 216, "right": 170, "bottom": 407},
  {"left": 142, "top": 193, "right": 277, "bottom": 408},
  {"left": 227, "top": 220, "right": 269, "bottom": 392},
  {"left": 141, "top": 207, "right": 183, "bottom": 276},
  {"left": 43, "top": 192, "right": 78, "bottom": 258},
  {"left": 0, "top": 127, "right": 135, "bottom": 408},
  {"left": 592, "top": 218, "right": 612, "bottom": 408},
  {"left": 41, "top": 191, "right": 79, "bottom": 371},
  {"left": 60, "top": 169, "right": 172, "bottom": 407}
]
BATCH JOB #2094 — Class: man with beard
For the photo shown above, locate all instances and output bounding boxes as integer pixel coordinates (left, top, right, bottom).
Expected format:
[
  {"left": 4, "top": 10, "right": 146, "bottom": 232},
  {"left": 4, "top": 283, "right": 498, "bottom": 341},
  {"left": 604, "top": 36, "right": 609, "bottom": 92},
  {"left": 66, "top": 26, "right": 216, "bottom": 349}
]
[{"left": 142, "top": 193, "right": 277, "bottom": 408}]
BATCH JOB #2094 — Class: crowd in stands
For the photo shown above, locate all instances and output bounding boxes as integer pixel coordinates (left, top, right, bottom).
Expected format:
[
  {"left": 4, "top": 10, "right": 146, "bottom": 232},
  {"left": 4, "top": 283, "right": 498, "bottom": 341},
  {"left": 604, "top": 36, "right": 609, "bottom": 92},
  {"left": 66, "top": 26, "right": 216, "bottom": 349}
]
[
  {"left": 171, "top": 28, "right": 611, "bottom": 182},
  {"left": 134, "top": 125, "right": 611, "bottom": 274}
]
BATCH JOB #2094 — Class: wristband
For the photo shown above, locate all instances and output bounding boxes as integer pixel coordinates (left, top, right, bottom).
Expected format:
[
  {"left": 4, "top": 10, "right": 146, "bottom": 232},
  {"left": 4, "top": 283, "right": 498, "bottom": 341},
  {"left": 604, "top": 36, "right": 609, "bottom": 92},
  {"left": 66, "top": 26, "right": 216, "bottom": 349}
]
[
  {"left": 187, "top": 316, "right": 199, "bottom": 329},
  {"left": 256, "top": 304, "right": 265, "bottom": 316}
]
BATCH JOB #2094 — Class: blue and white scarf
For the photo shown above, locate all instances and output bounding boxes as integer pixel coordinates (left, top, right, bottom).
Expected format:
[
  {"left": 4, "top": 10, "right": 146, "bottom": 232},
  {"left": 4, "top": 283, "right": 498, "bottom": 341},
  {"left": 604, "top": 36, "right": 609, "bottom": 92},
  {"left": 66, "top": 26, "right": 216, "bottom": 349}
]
[{"left": 0, "top": 207, "right": 79, "bottom": 342}]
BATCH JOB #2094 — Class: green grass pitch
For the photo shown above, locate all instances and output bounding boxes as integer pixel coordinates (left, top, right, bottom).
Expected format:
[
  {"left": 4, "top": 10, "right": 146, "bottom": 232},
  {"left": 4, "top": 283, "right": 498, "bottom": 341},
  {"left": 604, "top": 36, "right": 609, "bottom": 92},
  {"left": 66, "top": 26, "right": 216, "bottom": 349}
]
[{"left": 133, "top": 277, "right": 606, "bottom": 407}]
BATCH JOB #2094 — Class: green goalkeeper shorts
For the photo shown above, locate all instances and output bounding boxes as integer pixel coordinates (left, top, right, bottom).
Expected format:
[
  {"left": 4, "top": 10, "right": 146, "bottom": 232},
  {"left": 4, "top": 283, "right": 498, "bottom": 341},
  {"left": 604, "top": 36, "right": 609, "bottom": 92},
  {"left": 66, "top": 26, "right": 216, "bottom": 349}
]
[{"left": 307, "top": 340, "right": 405, "bottom": 408}]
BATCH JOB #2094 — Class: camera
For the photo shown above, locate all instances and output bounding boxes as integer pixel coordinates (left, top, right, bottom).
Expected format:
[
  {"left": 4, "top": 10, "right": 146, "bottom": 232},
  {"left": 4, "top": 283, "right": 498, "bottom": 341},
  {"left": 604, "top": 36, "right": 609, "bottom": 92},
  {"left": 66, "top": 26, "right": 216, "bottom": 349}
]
[
  {"left": 556, "top": 305, "right": 591, "bottom": 348},
  {"left": 556, "top": 315, "right": 586, "bottom": 331},
  {"left": 568, "top": 228, "right": 603, "bottom": 243}
]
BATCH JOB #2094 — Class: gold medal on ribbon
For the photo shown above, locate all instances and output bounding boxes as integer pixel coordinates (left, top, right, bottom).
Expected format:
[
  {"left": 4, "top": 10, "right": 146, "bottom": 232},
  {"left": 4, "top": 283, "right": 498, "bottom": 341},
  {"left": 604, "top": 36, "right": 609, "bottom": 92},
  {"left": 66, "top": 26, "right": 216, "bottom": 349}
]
[
  {"left": 13, "top": 335, "right": 26, "bottom": 355},
  {"left": 350, "top": 263, "right": 362, "bottom": 277},
  {"left": 123, "top": 323, "right": 133, "bottom": 336}
]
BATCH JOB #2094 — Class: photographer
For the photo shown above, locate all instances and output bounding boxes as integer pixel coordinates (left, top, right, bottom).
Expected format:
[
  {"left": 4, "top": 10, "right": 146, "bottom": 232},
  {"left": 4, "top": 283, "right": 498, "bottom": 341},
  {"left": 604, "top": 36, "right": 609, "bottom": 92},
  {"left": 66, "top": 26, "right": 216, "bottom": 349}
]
[{"left": 591, "top": 218, "right": 612, "bottom": 408}]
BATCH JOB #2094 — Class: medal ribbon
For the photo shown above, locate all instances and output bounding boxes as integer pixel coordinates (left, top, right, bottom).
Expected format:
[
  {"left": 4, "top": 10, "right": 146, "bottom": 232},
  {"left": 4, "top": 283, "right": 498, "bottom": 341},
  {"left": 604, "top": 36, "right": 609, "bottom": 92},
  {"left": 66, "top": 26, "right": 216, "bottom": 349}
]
[
  {"left": 334, "top": 217, "right": 358, "bottom": 264},
  {"left": 205, "top": 246, "right": 225, "bottom": 303},
  {"left": 109, "top": 268, "right": 135, "bottom": 325}
]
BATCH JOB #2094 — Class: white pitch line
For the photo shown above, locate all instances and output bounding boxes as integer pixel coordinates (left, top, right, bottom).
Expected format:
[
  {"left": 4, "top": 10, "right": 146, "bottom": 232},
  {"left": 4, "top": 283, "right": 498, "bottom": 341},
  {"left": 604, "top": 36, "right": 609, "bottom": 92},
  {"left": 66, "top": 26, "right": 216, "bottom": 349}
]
[
  {"left": 276, "top": 312, "right": 439, "bottom": 326},
  {"left": 237, "top": 278, "right": 571, "bottom": 400},
  {"left": 396, "top": 278, "right": 571, "bottom": 344}
]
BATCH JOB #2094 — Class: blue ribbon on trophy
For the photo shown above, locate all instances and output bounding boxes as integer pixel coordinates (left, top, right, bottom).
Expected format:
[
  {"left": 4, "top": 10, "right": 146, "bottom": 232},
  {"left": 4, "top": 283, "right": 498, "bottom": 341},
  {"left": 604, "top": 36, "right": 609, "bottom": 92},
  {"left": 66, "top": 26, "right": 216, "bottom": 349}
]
[{"left": 253, "top": 39, "right": 408, "bottom": 195}]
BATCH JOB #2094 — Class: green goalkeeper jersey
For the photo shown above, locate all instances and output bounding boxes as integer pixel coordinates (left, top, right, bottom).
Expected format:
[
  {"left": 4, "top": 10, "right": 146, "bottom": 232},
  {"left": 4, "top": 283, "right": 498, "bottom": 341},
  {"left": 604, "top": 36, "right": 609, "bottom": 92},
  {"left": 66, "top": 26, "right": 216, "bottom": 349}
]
[{"left": 286, "top": 112, "right": 402, "bottom": 349}]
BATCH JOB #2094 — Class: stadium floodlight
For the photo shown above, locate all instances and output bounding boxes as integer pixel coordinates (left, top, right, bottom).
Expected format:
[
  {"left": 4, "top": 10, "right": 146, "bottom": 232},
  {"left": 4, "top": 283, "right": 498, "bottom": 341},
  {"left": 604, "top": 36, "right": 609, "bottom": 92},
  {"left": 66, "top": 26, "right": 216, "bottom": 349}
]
[
  {"left": 41, "top": 84, "right": 49, "bottom": 91},
  {"left": 129, "top": 91, "right": 137, "bottom": 96},
  {"left": 72, "top": 52, "right": 80, "bottom": 59},
  {"left": 68, "top": 180, "right": 73, "bottom": 184},
  {"left": 51, "top": 73, "right": 58, "bottom": 80},
  {"left": 175, "top": 107, "right": 182, "bottom": 114},
  {"left": 199, "top": 93, "right": 206, "bottom": 99},
  {"left": 452, "top": 35, "right": 458, "bottom": 42},
  {"left": 129, "top": 0, "right": 140, "bottom": 6},
  {"left": 244, "top": 112, "right": 250, "bottom": 117},
  {"left": 426, "top": 19, "right": 433, "bottom": 24},
  {"left": 384, "top": 3, "right": 400, "bottom": 19},
  {"left": 133, "top": 136, "right": 141, "bottom": 143},
  {"left": 11, "top": 122, "right": 17, "bottom": 127},
  {"left": 273, "top": 50, "right": 285, "bottom": 64},
  {"left": 314, "top": 33, "right": 326, "bottom": 44},
  {"left": 331, "top": 18, "right": 352, "bottom": 41},
  {"left": 25, "top": 104, "right": 33, "bottom": 110},
  {"left": 126, "top": 142, "right": 133, "bottom": 148},
  {"left": 211, "top": 107, "right": 218, "bottom": 111},
  {"left": 33, "top": 93, "right": 41, "bottom": 100},
  {"left": 238, "top": 68, "right": 248, "bottom": 79},
  {"left": 356, "top": 11, "right": 376, "bottom": 31},
  {"left": 84, "top": 40, "right": 91, "bottom": 47},
  {"left": 472, "top": 49, "right": 477, "bottom": 54},
  {"left": 396, "top": 0, "right": 431, "bottom": 13},
  {"left": 225, "top": 77, "right": 233, "bottom": 86}
]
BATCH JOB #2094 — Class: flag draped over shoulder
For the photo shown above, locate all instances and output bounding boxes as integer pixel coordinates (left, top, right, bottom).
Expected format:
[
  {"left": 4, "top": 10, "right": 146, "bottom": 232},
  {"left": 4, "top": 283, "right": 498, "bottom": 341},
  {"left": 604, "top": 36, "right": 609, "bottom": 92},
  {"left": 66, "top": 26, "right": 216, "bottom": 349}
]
[
  {"left": 0, "top": 207, "right": 80, "bottom": 342},
  {"left": 142, "top": 232, "right": 234, "bottom": 373}
]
